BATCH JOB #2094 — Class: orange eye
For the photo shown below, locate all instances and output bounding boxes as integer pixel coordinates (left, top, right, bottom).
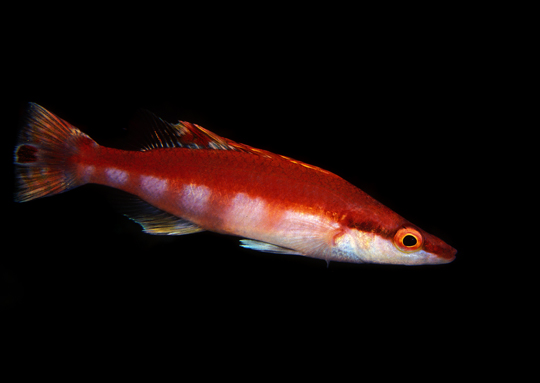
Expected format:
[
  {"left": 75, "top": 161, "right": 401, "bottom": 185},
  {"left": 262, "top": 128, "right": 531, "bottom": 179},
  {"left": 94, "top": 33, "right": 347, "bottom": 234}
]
[{"left": 394, "top": 227, "right": 424, "bottom": 253}]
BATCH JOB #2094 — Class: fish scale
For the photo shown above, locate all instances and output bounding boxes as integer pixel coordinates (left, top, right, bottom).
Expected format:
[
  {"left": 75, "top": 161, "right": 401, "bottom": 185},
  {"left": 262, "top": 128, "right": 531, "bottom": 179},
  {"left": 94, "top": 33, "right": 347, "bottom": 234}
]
[{"left": 14, "top": 103, "right": 456, "bottom": 265}]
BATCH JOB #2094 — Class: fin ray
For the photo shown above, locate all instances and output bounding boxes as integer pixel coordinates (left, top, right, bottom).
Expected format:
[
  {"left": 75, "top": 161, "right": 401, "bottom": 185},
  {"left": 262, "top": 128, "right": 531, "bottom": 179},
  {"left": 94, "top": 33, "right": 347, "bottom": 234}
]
[
  {"left": 14, "top": 103, "right": 96, "bottom": 202},
  {"left": 131, "top": 110, "right": 239, "bottom": 151},
  {"left": 239, "top": 239, "right": 304, "bottom": 256},
  {"left": 118, "top": 194, "right": 204, "bottom": 235},
  {"left": 130, "top": 110, "right": 332, "bottom": 176}
]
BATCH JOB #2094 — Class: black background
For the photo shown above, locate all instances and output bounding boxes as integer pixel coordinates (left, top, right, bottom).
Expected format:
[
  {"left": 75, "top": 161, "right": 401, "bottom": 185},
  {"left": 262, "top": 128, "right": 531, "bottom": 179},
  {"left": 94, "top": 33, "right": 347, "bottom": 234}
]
[{"left": 2, "top": 17, "right": 498, "bottom": 373}]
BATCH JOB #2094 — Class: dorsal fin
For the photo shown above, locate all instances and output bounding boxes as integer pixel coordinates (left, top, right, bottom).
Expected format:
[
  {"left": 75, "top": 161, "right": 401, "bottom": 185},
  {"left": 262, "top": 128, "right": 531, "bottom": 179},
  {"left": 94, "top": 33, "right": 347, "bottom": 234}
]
[
  {"left": 131, "top": 110, "right": 332, "bottom": 175},
  {"left": 132, "top": 110, "right": 244, "bottom": 152}
]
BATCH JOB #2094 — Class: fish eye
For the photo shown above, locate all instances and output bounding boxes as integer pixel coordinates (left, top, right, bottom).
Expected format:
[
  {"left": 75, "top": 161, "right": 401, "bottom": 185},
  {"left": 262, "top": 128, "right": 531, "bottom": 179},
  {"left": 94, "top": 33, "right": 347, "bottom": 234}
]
[
  {"left": 402, "top": 234, "right": 417, "bottom": 247},
  {"left": 394, "top": 227, "right": 423, "bottom": 253}
]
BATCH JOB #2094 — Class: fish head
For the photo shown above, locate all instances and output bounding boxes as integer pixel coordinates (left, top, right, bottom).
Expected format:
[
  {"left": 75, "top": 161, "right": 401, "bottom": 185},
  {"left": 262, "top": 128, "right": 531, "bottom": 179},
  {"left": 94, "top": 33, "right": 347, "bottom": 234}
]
[{"left": 347, "top": 223, "right": 456, "bottom": 265}]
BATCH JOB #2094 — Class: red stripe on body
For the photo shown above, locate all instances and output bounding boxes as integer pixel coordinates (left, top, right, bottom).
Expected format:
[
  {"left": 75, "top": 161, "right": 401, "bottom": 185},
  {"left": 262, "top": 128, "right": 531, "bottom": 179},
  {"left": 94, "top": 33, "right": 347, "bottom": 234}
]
[{"left": 76, "top": 144, "right": 407, "bottom": 240}]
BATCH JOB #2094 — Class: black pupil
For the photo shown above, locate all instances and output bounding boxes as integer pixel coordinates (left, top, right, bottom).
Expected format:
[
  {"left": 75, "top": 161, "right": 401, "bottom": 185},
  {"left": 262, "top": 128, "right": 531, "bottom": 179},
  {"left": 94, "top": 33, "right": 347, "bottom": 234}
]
[{"left": 403, "top": 235, "right": 417, "bottom": 247}]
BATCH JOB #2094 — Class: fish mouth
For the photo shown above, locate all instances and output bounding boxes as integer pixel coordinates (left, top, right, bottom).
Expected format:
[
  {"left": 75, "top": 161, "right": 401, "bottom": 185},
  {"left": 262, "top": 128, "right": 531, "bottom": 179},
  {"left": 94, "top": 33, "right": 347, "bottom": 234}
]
[
  {"left": 433, "top": 247, "right": 457, "bottom": 264},
  {"left": 447, "top": 247, "right": 457, "bottom": 262}
]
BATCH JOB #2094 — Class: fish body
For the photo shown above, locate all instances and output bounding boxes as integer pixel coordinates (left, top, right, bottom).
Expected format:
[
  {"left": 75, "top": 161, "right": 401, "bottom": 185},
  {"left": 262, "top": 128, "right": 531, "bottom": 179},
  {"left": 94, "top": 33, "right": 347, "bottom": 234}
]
[{"left": 14, "top": 103, "right": 456, "bottom": 265}]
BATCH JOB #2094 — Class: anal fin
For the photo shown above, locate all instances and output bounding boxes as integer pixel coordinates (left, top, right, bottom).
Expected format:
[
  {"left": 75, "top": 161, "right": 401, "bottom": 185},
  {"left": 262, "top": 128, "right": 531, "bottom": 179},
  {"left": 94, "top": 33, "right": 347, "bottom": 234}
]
[
  {"left": 239, "top": 239, "right": 304, "bottom": 256},
  {"left": 118, "top": 193, "right": 204, "bottom": 235}
]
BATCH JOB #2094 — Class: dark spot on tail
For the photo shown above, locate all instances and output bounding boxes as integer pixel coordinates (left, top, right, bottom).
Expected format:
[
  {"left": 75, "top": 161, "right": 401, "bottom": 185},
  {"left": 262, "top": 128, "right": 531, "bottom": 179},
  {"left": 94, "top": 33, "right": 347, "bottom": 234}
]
[{"left": 15, "top": 144, "right": 38, "bottom": 164}]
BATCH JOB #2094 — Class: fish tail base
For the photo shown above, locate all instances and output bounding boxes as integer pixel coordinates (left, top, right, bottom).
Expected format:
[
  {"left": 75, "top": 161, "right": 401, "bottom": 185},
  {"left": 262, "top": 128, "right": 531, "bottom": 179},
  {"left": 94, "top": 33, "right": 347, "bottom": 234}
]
[{"left": 14, "top": 103, "right": 97, "bottom": 203}]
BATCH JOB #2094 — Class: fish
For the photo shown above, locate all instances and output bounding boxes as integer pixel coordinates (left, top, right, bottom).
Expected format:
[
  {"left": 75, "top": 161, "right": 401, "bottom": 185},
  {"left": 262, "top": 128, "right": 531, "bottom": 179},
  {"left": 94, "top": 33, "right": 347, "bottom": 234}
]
[{"left": 13, "top": 103, "right": 456, "bottom": 266}]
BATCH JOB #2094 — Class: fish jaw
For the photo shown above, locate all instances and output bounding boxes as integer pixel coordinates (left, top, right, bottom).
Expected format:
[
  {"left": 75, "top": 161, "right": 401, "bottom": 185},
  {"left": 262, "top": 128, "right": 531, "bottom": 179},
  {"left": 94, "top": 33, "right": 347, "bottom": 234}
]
[{"left": 345, "top": 229, "right": 456, "bottom": 265}]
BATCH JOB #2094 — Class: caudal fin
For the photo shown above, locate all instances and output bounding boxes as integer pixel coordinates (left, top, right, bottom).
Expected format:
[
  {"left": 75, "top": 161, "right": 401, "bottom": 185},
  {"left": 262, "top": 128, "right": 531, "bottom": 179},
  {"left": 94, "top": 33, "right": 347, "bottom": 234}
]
[{"left": 14, "top": 103, "right": 97, "bottom": 203}]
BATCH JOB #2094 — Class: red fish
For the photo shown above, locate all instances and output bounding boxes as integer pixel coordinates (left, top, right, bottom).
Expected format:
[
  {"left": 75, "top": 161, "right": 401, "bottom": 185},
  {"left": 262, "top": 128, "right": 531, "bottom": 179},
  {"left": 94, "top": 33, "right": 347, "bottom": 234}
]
[{"left": 14, "top": 103, "right": 456, "bottom": 265}]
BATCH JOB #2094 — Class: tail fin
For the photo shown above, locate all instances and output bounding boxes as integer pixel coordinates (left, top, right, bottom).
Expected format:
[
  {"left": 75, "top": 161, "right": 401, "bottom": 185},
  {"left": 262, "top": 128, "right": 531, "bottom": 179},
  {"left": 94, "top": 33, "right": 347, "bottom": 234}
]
[{"left": 14, "top": 103, "right": 97, "bottom": 203}]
